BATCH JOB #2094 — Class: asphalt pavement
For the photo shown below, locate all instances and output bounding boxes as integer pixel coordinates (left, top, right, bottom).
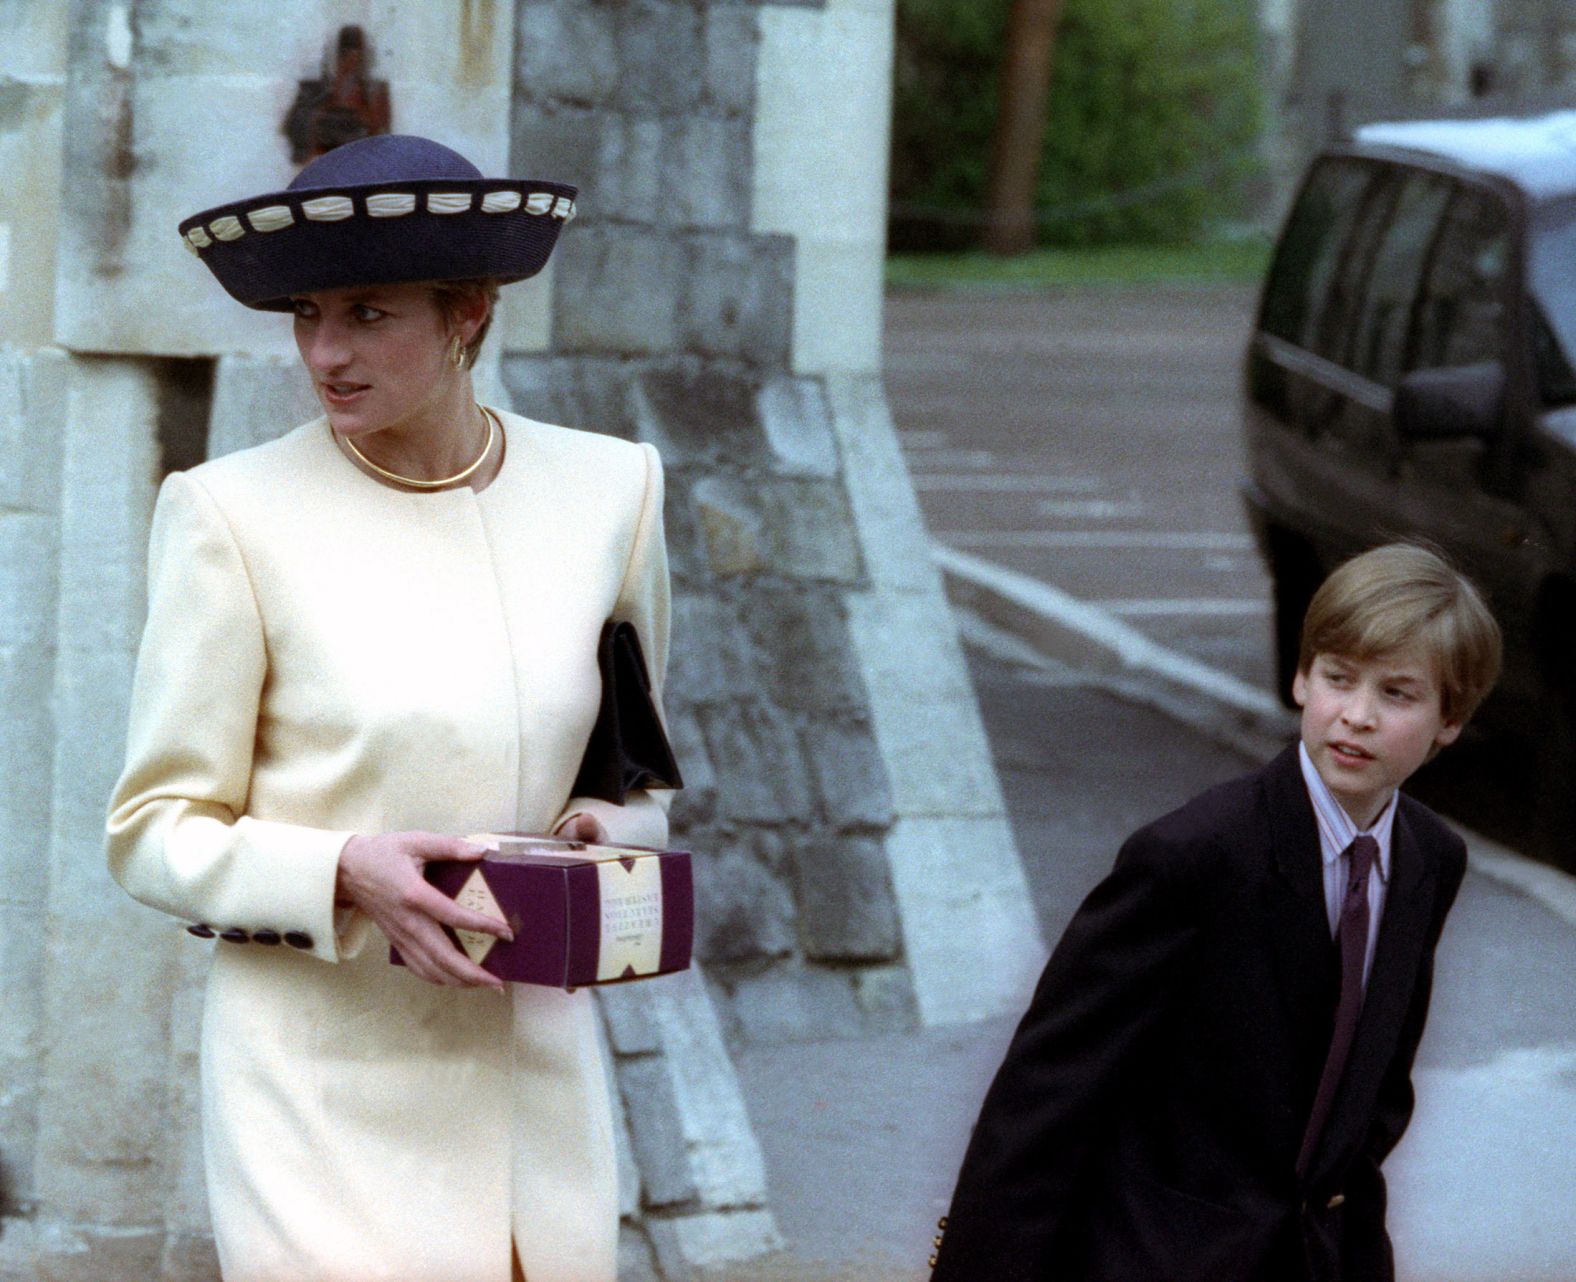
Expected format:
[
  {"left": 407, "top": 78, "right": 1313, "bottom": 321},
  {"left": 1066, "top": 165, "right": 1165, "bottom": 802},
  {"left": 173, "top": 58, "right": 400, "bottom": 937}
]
[{"left": 721, "top": 286, "right": 1576, "bottom": 1282}]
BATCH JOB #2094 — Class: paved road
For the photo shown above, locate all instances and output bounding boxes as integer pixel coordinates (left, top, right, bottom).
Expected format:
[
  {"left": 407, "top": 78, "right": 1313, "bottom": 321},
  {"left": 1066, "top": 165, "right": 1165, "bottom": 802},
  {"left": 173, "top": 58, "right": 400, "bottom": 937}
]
[
  {"left": 884, "top": 286, "right": 1275, "bottom": 691},
  {"left": 725, "top": 286, "right": 1576, "bottom": 1282}
]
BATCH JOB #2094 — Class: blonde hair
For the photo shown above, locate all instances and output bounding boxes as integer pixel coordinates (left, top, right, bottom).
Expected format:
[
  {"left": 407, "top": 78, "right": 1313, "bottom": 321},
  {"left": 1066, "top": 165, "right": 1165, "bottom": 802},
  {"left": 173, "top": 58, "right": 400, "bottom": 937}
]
[
  {"left": 429, "top": 278, "right": 501, "bottom": 370},
  {"left": 1298, "top": 543, "right": 1502, "bottom": 725}
]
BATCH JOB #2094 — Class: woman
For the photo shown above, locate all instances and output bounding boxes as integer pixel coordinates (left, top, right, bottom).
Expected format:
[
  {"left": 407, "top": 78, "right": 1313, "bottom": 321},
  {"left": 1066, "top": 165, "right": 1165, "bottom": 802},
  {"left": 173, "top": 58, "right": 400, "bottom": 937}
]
[{"left": 106, "top": 134, "right": 672, "bottom": 1282}]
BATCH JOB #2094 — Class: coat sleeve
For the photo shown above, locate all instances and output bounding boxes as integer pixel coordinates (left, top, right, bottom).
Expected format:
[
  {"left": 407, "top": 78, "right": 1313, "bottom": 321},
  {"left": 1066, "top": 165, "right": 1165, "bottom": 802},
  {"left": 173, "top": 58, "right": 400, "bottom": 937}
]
[
  {"left": 552, "top": 441, "right": 674, "bottom": 850},
  {"left": 105, "top": 471, "right": 363, "bottom": 963},
  {"left": 930, "top": 823, "right": 1208, "bottom": 1281},
  {"left": 1340, "top": 829, "right": 1467, "bottom": 1281}
]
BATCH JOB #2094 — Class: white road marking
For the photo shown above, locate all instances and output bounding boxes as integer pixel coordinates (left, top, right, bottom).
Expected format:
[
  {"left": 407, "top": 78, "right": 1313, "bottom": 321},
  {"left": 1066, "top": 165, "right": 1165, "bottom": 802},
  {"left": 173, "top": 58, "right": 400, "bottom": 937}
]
[
  {"left": 896, "top": 428, "right": 952, "bottom": 449},
  {"left": 911, "top": 474, "right": 1106, "bottom": 494},
  {"left": 904, "top": 448, "right": 1000, "bottom": 470},
  {"left": 1034, "top": 499, "right": 1145, "bottom": 519},
  {"left": 946, "top": 529, "right": 1256, "bottom": 550},
  {"left": 1100, "top": 599, "right": 1271, "bottom": 617}
]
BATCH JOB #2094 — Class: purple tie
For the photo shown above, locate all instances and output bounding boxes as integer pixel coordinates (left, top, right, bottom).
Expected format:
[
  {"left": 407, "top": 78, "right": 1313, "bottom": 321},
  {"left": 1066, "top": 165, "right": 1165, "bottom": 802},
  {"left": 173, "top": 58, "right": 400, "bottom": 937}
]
[{"left": 1296, "top": 834, "right": 1378, "bottom": 1177}]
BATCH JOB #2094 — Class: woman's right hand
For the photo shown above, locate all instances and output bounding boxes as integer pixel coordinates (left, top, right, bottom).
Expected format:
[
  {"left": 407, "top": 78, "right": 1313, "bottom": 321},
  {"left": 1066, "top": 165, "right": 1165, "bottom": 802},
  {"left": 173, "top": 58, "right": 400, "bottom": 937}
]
[{"left": 336, "top": 832, "right": 511, "bottom": 990}]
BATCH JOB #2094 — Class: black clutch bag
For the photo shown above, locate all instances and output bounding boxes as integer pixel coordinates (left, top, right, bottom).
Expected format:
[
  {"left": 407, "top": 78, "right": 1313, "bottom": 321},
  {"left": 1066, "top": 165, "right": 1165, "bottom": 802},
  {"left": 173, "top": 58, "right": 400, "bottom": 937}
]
[{"left": 571, "top": 620, "right": 684, "bottom": 805}]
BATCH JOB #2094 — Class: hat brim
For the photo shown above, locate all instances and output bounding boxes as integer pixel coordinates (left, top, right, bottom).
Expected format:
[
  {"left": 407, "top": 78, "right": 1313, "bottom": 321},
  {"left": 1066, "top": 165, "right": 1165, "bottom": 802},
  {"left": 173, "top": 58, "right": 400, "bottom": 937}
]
[{"left": 178, "top": 178, "right": 578, "bottom": 311}]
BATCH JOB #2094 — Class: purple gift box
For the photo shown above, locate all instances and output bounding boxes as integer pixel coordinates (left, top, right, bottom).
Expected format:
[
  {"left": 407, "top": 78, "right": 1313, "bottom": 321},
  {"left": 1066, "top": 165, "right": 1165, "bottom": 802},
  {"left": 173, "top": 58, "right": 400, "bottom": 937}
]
[{"left": 390, "top": 835, "right": 693, "bottom": 988}]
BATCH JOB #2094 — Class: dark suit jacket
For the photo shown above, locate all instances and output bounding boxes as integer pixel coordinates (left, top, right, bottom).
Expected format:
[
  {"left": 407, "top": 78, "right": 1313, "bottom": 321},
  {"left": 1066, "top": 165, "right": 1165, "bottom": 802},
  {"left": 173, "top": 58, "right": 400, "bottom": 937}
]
[{"left": 930, "top": 745, "right": 1466, "bottom": 1282}]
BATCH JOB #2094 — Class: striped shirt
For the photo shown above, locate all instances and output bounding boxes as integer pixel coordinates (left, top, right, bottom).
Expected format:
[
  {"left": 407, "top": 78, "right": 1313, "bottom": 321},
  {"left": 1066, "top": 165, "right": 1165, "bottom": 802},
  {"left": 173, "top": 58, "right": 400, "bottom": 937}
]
[{"left": 1298, "top": 741, "right": 1395, "bottom": 987}]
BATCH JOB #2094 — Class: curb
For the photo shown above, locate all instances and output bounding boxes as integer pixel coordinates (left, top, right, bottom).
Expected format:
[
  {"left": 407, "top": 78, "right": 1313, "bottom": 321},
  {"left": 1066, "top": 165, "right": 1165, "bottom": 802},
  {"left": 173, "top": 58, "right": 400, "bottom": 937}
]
[{"left": 932, "top": 539, "right": 1576, "bottom": 925}]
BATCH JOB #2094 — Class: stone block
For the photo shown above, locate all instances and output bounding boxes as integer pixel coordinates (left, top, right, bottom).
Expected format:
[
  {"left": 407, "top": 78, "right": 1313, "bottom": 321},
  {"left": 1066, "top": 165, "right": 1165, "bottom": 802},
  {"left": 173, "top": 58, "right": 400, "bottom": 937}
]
[
  {"left": 616, "top": 1055, "right": 698, "bottom": 1209},
  {"left": 852, "top": 963, "right": 919, "bottom": 1033},
  {"left": 643, "top": 968, "right": 771, "bottom": 1208},
  {"left": 691, "top": 845, "right": 796, "bottom": 963},
  {"left": 0, "top": 904, "right": 42, "bottom": 1211},
  {"left": 698, "top": 702, "right": 812, "bottom": 826},
  {"left": 515, "top": 1, "right": 619, "bottom": 106},
  {"left": 823, "top": 372, "right": 940, "bottom": 594},
  {"left": 672, "top": 117, "right": 752, "bottom": 230},
  {"left": 703, "top": 7, "right": 760, "bottom": 114},
  {"left": 598, "top": 984, "right": 662, "bottom": 1057},
  {"left": 679, "top": 233, "right": 794, "bottom": 365},
  {"left": 158, "top": 1231, "right": 221, "bottom": 1282},
  {"left": 0, "top": 640, "right": 58, "bottom": 875},
  {"left": 690, "top": 476, "right": 764, "bottom": 576},
  {"left": 800, "top": 716, "right": 893, "bottom": 830},
  {"left": 615, "top": 4, "right": 704, "bottom": 114},
  {"left": 845, "top": 592, "right": 1006, "bottom": 818},
  {"left": 884, "top": 815, "right": 1046, "bottom": 1027},
  {"left": 0, "top": 71, "right": 64, "bottom": 348},
  {"left": 630, "top": 365, "right": 764, "bottom": 472},
  {"left": 761, "top": 479, "right": 861, "bottom": 582},
  {"left": 758, "top": 376, "right": 840, "bottom": 478},
  {"left": 206, "top": 354, "right": 317, "bottom": 460},
  {"left": 553, "top": 228, "right": 682, "bottom": 355},
  {"left": 510, "top": 102, "right": 612, "bottom": 201},
  {"left": 617, "top": 1223, "right": 662, "bottom": 1282},
  {"left": 665, "top": 709, "right": 716, "bottom": 823},
  {"left": 744, "top": 588, "right": 867, "bottom": 715},
  {"left": 648, "top": 1208, "right": 782, "bottom": 1277},
  {"left": 615, "top": 115, "right": 673, "bottom": 225},
  {"left": 0, "top": 349, "right": 68, "bottom": 508},
  {"left": 789, "top": 835, "right": 901, "bottom": 962},
  {"left": 667, "top": 592, "right": 756, "bottom": 707},
  {"left": 30, "top": 1222, "right": 163, "bottom": 1282},
  {"left": 603, "top": 1030, "right": 643, "bottom": 1221},
  {"left": 0, "top": 1214, "right": 37, "bottom": 1282},
  {"left": 501, "top": 354, "right": 581, "bottom": 428}
]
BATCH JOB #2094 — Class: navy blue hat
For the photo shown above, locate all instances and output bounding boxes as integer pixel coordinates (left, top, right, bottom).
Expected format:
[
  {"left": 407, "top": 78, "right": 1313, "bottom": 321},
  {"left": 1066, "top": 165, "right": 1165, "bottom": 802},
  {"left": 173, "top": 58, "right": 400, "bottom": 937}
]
[{"left": 178, "top": 135, "right": 577, "bottom": 311}]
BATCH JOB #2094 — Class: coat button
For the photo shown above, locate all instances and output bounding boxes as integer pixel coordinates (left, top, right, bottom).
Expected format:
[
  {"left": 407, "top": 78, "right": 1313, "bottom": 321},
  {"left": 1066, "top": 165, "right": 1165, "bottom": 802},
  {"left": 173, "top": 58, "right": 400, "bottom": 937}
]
[
  {"left": 933, "top": 1234, "right": 943, "bottom": 1247},
  {"left": 252, "top": 928, "right": 282, "bottom": 946},
  {"left": 928, "top": 1254, "right": 938, "bottom": 1267},
  {"left": 283, "top": 931, "right": 314, "bottom": 950},
  {"left": 1326, "top": 1193, "right": 1346, "bottom": 1209},
  {"left": 218, "top": 928, "right": 250, "bottom": 943},
  {"left": 937, "top": 1216, "right": 948, "bottom": 1230},
  {"left": 186, "top": 924, "right": 215, "bottom": 938}
]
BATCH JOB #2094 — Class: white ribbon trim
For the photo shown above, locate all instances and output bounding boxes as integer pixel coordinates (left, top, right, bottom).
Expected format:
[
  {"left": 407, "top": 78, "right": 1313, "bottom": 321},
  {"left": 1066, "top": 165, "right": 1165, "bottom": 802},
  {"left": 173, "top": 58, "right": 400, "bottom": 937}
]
[
  {"left": 302, "top": 196, "right": 355, "bottom": 222},
  {"left": 366, "top": 192, "right": 417, "bottom": 218},
  {"left": 247, "top": 205, "right": 295, "bottom": 233},
  {"left": 481, "top": 190, "right": 523, "bottom": 213},
  {"left": 427, "top": 191, "right": 472, "bottom": 214},
  {"left": 209, "top": 215, "right": 245, "bottom": 242}
]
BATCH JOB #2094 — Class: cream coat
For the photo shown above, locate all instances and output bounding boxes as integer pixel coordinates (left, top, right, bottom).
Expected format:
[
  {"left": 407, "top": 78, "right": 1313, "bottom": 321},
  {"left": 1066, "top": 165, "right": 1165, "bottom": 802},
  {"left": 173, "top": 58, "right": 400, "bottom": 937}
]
[{"left": 106, "top": 411, "right": 672, "bottom": 1282}]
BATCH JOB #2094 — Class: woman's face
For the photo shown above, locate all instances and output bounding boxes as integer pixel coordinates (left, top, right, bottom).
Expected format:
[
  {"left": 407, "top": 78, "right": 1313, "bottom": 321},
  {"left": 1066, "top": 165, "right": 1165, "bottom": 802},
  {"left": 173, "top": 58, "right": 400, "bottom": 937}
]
[{"left": 291, "top": 282, "right": 459, "bottom": 439}]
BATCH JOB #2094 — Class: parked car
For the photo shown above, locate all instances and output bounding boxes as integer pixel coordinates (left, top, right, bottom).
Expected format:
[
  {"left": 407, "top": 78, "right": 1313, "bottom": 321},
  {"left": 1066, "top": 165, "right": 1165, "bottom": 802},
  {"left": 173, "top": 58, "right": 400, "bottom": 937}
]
[{"left": 1241, "top": 112, "right": 1576, "bottom": 858}]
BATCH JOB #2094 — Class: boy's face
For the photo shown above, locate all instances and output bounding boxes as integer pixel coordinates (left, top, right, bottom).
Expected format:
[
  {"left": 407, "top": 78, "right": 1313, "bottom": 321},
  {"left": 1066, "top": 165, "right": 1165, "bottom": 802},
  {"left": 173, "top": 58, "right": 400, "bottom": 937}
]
[{"left": 1292, "top": 647, "right": 1461, "bottom": 828}]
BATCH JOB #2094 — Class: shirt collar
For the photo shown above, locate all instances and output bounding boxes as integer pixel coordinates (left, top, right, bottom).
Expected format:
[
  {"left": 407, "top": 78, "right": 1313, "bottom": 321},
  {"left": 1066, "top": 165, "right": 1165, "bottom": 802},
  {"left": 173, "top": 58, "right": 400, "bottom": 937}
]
[{"left": 1298, "top": 741, "right": 1394, "bottom": 883}]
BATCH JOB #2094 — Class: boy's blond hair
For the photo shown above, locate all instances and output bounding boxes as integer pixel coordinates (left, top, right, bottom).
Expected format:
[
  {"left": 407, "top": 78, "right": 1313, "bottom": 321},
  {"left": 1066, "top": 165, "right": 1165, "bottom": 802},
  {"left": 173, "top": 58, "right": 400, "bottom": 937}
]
[{"left": 1298, "top": 543, "right": 1502, "bottom": 725}]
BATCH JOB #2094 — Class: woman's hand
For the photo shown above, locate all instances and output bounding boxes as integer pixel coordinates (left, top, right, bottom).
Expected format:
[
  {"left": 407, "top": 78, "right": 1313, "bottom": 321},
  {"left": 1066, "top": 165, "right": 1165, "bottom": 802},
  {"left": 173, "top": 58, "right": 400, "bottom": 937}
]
[
  {"left": 336, "top": 831, "right": 511, "bottom": 990},
  {"left": 553, "top": 812, "right": 609, "bottom": 844}
]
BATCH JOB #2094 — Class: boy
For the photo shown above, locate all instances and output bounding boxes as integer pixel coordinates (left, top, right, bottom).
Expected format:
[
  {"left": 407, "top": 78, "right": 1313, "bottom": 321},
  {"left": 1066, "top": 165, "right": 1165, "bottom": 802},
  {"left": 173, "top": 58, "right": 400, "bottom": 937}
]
[{"left": 929, "top": 544, "right": 1502, "bottom": 1282}]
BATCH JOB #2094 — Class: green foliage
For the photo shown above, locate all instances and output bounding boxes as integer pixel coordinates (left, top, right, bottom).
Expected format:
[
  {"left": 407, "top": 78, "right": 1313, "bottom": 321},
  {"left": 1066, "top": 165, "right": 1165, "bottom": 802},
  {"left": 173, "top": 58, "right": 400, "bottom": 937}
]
[{"left": 890, "top": 0, "right": 1265, "bottom": 249}]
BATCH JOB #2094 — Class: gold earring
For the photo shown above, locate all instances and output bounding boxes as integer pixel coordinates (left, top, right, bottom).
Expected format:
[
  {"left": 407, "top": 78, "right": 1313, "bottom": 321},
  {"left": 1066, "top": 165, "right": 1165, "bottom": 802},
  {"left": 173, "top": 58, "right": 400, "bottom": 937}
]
[{"left": 448, "top": 335, "right": 467, "bottom": 370}]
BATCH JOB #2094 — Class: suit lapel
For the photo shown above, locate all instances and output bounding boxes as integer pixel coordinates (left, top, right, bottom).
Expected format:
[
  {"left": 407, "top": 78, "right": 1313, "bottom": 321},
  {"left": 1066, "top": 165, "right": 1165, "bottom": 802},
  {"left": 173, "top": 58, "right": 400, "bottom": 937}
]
[
  {"left": 1261, "top": 747, "right": 1339, "bottom": 1028},
  {"left": 1305, "top": 800, "right": 1437, "bottom": 1178}
]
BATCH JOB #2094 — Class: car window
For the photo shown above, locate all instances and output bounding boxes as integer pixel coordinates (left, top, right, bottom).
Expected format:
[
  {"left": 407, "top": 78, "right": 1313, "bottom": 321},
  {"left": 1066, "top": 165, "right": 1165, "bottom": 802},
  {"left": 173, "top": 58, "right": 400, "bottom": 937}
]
[
  {"left": 1260, "top": 158, "right": 1375, "bottom": 352},
  {"left": 1407, "top": 185, "right": 1509, "bottom": 372},
  {"left": 1311, "top": 166, "right": 1401, "bottom": 369},
  {"left": 1349, "top": 170, "right": 1454, "bottom": 385},
  {"left": 1529, "top": 198, "right": 1576, "bottom": 405}
]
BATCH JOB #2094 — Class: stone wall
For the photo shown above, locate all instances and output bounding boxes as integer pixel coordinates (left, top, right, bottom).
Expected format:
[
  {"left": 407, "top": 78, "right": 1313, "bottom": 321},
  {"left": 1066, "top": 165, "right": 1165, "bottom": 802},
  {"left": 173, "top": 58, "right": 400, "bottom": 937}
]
[
  {"left": 505, "top": 0, "right": 1040, "bottom": 1048},
  {"left": 0, "top": 2, "right": 1044, "bottom": 1277}
]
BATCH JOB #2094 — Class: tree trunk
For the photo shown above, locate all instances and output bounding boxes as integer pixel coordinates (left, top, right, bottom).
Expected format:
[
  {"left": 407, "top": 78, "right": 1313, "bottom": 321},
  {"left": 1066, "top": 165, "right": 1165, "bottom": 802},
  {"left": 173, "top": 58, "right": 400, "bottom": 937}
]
[{"left": 983, "top": 0, "right": 1064, "bottom": 255}]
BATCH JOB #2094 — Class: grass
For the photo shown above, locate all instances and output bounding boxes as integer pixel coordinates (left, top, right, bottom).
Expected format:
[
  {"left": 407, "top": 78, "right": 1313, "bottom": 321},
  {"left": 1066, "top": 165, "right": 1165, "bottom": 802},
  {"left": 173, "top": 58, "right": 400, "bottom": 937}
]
[{"left": 885, "top": 235, "right": 1274, "bottom": 290}]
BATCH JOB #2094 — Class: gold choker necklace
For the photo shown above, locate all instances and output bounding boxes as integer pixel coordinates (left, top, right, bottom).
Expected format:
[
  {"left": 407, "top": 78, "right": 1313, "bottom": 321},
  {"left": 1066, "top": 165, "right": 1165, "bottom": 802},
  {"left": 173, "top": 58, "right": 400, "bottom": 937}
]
[{"left": 337, "top": 405, "right": 498, "bottom": 491}]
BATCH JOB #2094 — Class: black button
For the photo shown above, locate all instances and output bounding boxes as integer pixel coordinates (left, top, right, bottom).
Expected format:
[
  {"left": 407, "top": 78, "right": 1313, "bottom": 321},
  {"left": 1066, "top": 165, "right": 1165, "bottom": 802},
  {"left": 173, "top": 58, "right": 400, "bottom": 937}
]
[
  {"left": 283, "top": 931, "right": 314, "bottom": 950},
  {"left": 219, "top": 928, "right": 250, "bottom": 943},
  {"left": 252, "top": 929, "right": 282, "bottom": 946},
  {"left": 186, "top": 924, "right": 215, "bottom": 938}
]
